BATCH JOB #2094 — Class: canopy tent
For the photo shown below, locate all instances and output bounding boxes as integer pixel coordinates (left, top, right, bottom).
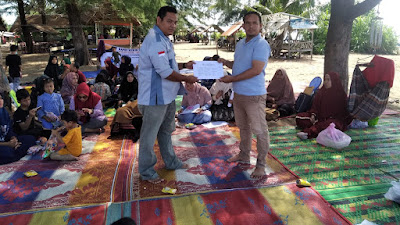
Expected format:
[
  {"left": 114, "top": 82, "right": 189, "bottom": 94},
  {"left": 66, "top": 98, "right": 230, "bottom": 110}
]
[
  {"left": 218, "top": 22, "right": 243, "bottom": 52},
  {"left": 190, "top": 26, "right": 206, "bottom": 34},
  {"left": 10, "top": 14, "right": 70, "bottom": 33},
  {"left": 31, "top": 24, "right": 60, "bottom": 34},
  {"left": 200, "top": 25, "right": 224, "bottom": 34},
  {"left": 95, "top": 20, "right": 140, "bottom": 48},
  {"left": 199, "top": 24, "right": 225, "bottom": 45},
  {"left": 262, "top": 12, "right": 318, "bottom": 59},
  {"left": 221, "top": 22, "right": 242, "bottom": 37}
]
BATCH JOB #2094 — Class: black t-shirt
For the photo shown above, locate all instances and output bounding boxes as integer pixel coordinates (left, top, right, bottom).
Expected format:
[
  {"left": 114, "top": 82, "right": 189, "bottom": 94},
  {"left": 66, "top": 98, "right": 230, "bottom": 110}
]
[
  {"left": 13, "top": 107, "right": 34, "bottom": 134},
  {"left": 5, "top": 54, "right": 21, "bottom": 77}
]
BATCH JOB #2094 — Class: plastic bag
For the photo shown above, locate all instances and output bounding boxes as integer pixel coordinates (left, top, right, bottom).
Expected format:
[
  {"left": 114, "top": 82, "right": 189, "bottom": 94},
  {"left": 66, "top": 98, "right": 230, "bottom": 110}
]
[
  {"left": 316, "top": 123, "right": 352, "bottom": 149},
  {"left": 348, "top": 119, "right": 369, "bottom": 129},
  {"left": 384, "top": 181, "right": 400, "bottom": 203}
]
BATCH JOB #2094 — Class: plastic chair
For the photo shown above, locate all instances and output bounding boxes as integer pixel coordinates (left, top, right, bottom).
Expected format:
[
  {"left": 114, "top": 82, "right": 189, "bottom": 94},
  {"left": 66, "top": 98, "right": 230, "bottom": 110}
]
[{"left": 309, "top": 77, "right": 322, "bottom": 93}]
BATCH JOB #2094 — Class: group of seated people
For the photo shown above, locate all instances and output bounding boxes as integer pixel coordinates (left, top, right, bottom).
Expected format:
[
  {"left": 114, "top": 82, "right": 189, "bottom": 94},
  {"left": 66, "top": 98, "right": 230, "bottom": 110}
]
[
  {"left": 179, "top": 57, "right": 355, "bottom": 144},
  {"left": 0, "top": 52, "right": 141, "bottom": 165},
  {"left": 176, "top": 56, "right": 297, "bottom": 126},
  {"left": 0, "top": 48, "right": 359, "bottom": 165}
]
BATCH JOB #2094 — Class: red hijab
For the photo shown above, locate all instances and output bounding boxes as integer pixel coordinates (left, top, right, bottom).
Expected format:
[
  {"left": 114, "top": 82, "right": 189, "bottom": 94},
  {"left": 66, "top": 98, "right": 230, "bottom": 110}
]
[
  {"left": 310, "top": 72, "right": 349, "bottom": 121},
  {"left": 267, "top": 69, "right": 295, "bottom": 105},
  {"left": 74, "top": 82, "right": 102, "bottom": 110}
]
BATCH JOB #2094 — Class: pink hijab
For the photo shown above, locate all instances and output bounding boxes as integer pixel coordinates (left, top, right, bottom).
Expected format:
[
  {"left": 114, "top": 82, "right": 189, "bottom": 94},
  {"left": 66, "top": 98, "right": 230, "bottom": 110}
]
[
  {"left": 61, "top": 72, "right": 78, "bottom": 102},
  {"left": 182, "top": 82, "right": 212, "bottom": 107}
]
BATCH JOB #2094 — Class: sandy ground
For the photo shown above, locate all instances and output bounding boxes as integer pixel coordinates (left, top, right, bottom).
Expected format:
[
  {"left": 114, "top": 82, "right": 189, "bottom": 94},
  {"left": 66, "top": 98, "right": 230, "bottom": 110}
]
[{"left": 1, "top": 42, "right": 399, "bottom": 109}]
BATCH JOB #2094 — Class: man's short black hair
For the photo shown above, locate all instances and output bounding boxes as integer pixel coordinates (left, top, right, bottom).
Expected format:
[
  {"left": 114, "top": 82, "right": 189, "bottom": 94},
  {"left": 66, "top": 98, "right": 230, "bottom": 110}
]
[
  {"left": 157, "top": 6, "right": 177, "bottom": 20},
  {"left": 62, "top": 110, "right": 78, "bottom": 123},
  {"left": 10, "top": 45, "right": 18, "bottom": 52},
  {"left": 243, "top": 11, "right": 262, "bottom": 24},
  {"left": 16, "top": 89, "right": 30, "bottom": 102}
]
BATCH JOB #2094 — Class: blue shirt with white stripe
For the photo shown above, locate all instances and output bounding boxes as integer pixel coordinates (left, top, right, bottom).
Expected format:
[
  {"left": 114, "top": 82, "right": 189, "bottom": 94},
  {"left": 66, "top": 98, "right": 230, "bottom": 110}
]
[
  {"left": 138, "top": 25, "right": 182, "bottom": 105},
  {"left": 232, "top": 34, "right": 271, "bottom": 96}
]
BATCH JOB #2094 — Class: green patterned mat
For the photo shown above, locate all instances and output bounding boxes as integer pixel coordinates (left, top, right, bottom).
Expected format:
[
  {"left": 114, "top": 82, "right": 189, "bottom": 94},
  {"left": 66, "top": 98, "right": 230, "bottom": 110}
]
[{"left": 268, "top": 117, "right": 400, "bottom": 225}]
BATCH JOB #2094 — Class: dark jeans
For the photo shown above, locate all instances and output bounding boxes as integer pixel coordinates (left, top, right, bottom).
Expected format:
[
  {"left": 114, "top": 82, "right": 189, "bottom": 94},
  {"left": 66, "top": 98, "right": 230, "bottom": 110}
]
[{"left": 0, "top": 135, "right": 36, "bottom": 165}]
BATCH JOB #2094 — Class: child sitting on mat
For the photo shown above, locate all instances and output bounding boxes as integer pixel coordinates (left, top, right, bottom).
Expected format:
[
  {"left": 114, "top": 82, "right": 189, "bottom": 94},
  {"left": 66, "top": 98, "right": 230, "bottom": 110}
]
[{"left": 49, "top": 110, "right": 82, "bottom": 161}]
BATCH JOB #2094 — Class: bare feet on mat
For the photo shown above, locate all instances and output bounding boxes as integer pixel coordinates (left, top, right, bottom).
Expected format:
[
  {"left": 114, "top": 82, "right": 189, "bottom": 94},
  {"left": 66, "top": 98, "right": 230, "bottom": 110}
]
[
  {"left": 250, "top": 167, "right": 267, "bottom": 179},
  {"left": 297, "top": 132, "right": 308, "bottom": 140},
  {"left": 227, "top": 154, "right": 250, "bottom": 164},
  {"left": 145, "top": 177, "right": 165, "bottom": 184}
]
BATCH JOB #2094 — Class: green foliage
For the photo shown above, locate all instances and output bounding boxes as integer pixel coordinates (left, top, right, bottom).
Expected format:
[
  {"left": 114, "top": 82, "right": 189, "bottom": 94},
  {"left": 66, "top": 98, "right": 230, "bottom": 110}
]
[
  {"left": 350, "top": 11, "right": 375, "bottom": 53},
  {"left": 312, "top": 3, "right": 330, "bottom": 54},
  {"left": 259, "top": 0, "right": 315, "bottom": 17},
  {"left": 313, "top": 4, "right": 398, "bottom": 55},
  {"left": 211, "top": 32, "right": 221, "bottom": 40},
  {"left": 379, "top": 26, "right": 398, "bottom": 54},
  {"left": 237, "top": 29, "right": 246, "bottom": 39},
  {"left": 349, "top": 11, "right": 397, "bottom": 54}
]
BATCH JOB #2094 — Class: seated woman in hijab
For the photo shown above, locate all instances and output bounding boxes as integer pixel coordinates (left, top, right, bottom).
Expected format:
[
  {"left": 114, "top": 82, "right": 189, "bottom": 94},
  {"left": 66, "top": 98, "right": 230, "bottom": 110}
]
[
  {"left": 266, "top": 69, "right": 295, "bottom": 117},
  {"left": 69, "top": 83, "right": 108, "bottom": 135},
  {"left": 178, "top": 82, "right": 212, "bottom": 124},
  {"left": 0, "top": 93, "right": 36, "bottom": 165},
  {"left": 209, "top": 79, "right": 234, "bottom": 121},
  {"left": 296, "top": 72, "right": 352, "bottom": 140},
  {"left": 91, "top": 71, "right": 111, "bottom": 102},
  {"left": 61, "top": 72, "right": 79, "bottom": 105},
  {"left": 118, "top": 56, "right": 134, "bottom": 80},
  {"left": 59, "top": 57, "right": 72, "bottom": 80},
  {"left": 44, "top": 55, "right": 61, "bottom": 90},
  {"left": 116, "top": 71, "right": 138, "bottom": 108}
]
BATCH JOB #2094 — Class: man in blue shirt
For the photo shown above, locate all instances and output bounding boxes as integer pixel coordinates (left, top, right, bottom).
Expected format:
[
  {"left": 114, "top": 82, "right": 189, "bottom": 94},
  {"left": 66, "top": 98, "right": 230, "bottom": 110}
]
[
  {"left": 138, "top": 6, "right": 198, "bottom": 183},
  {"left": 218, "top": 11, "right": 271, "bottom": 179}
]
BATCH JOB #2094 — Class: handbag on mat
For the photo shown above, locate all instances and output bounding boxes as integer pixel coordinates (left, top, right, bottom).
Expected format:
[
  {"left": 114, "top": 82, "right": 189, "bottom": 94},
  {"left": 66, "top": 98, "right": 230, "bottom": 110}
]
[{"left": 265, "top": 108, "right": 280, "bottom": 121}]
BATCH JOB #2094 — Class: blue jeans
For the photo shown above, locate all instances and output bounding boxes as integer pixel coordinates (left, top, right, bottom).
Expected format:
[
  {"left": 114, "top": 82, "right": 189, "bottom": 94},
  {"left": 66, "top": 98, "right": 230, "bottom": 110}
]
[
  {"left": 177, "top": 110, "right": 212, "bottom": 124},
  {"left": 138, "top": 101, "right": 183, "bottom": 180},
  {"left": 10, "top": 77, "right": 20, "bottom": 92}
]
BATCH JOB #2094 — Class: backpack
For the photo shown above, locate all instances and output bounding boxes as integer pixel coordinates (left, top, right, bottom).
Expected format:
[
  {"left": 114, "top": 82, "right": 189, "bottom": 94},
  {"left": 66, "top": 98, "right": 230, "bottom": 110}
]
[
  {"left": 295, "top": 77, "right": 322, "bottom": 113},
  {"left": 295, "top": 93, "right": 313, "bottom": 113}
]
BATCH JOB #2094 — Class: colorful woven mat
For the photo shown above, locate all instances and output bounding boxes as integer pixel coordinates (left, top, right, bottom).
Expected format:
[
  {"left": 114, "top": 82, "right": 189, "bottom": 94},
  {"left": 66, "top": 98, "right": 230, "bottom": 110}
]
[
  {"left": 132, "top": 125, "right": 298, "bottom": 199},
  {"left": 0, "top": 183, "right": 350, "bottom": 225},
  {"left": 0, "top": 126, "right": 136, "bottom": 214},
  {"left": 268, "top": 117, "right": 400, "bottom": 224}
]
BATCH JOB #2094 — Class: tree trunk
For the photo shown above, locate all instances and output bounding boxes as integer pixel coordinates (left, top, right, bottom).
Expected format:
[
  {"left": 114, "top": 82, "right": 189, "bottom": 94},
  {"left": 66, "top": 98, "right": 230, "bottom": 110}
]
[
  {"left": 38, "top": 0, "right": 47, "bottom": 42},
  {"left": 66, "top": 1, "right": 89, "bottom": 66},
  {"left": 324, "top": 0, "right": 354, "bottom": 91},
  {"left": 16, "top": 0, "right": 33, "bottom": 53},
  {"left": 324, "top": 0, "right": 382, "bottom": 93}
]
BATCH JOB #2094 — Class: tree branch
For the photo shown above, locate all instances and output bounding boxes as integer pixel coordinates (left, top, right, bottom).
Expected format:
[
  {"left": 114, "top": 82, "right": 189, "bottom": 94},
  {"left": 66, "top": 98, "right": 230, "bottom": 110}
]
[{"left": 347, "top": 0, "right": 382, "bottom": 21}]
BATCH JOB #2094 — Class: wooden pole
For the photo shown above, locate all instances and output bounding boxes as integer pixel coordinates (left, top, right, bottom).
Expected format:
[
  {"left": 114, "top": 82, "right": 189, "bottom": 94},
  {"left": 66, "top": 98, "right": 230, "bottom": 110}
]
[
  {"left": 311, "top": 30, "right": 314, "bottom": 60},
  {"left": 95, "top": 22, "right": 98, "bottom": 45},
  {"left": 130, "top": 23, "right": 133, "bottom": 48}
]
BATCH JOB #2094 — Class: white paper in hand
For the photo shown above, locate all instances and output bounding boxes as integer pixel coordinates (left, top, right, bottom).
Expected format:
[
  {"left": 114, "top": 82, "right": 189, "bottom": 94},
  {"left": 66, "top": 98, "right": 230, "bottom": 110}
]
[
  {"left": 181, "top": 104, "right": 200, "bottom": 114},
  {"left": 193, "top": 61, "right": 224, "bottom": 79}
]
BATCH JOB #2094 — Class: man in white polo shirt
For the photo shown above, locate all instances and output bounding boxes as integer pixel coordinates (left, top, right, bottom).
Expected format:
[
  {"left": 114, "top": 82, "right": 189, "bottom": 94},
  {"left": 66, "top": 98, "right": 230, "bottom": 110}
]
[
  {"left": 138, "top": 6, "right": 198, "bottom": 183},
  {"left": 218, "top": 11, "right": 271, "bottom": 179}
]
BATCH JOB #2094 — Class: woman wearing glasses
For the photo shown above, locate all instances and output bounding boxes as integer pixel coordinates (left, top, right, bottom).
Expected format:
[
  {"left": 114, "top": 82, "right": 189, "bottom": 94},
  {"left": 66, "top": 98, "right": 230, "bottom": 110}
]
[{"left": 69, "top": 83, "right": 108, "bottom": 135}]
